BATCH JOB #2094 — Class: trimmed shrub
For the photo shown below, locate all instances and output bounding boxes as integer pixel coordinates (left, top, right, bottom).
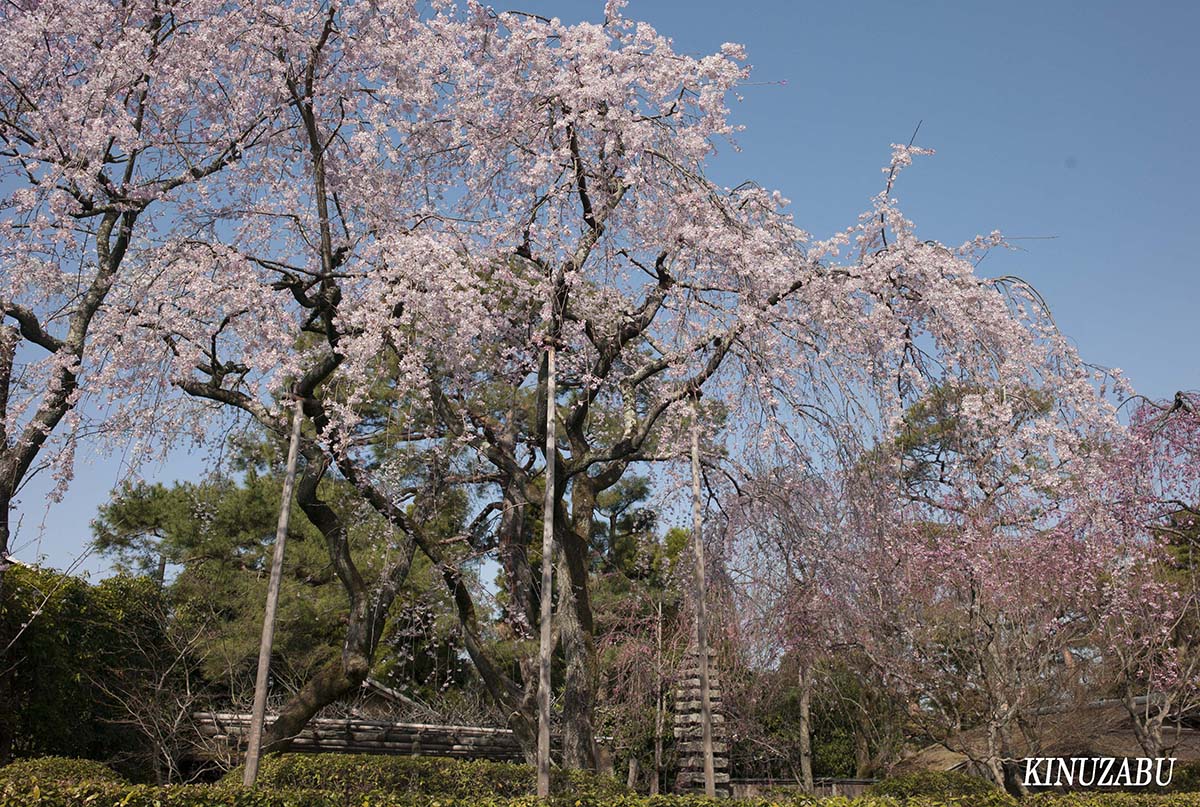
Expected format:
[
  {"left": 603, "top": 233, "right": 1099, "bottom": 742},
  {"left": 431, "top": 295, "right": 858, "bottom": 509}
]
[
  {"left": 0, "top": 756, "right": 128, "bottom": 787},
  {"left": 555, "top": 767, "right": 631, "bottom": 799},
  {"left": 1169, "top": 761, "right": 1200, "bottom": 793},
  {"left": 6, "top": 761, "right": 1200, "bottom": 807},
  {"left": 223, "top": 754, "right": 627, "bottom": 800},
  {"left": 4, "top": 782, "right": 1200, "bottom": 807},
  {"left": 0, "top": 780, "right": 339, "bottom": 807},
  {"left": 225, "top": 755, "right": 527, "bottom": 798},
  {"left": 1025, "top": 796, "right": 1200, "bottom": 807},
  {"left": 867, "top": 770, "right": 1004, "bottom": 800}
]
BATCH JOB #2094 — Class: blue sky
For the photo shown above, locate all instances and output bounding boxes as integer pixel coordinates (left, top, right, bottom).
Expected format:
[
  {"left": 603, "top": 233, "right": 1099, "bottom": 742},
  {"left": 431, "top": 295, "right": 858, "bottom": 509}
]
[{"left": 15, "top": 0, "right": 1199, "bottom": 575}]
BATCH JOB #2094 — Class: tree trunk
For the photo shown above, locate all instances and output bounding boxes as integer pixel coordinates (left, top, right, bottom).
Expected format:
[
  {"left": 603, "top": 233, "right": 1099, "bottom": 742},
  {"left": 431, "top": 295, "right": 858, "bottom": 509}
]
[
  {"left": 0, "top": 213, "right": 132, "bottom": 588},
  {"left": 798, "top": 661, "right": 814, "bottom": 793},
  {"left": 853, "top": 716, "right": 872, "bottom": 778},
  {"left": 0, "top": 322, "right": 16, "bottom": 762},
  {"left": 984, "top": 722, "right": 1007, "bottom": 791},
  {"left": 499, "top": 486, "right": 536, "bottom": 636},
  {"left": 1126, "top": 690, "right": 1167, "bottom": 758},
  {"left": 497, "top": 480, "right": 540, "bottom": 763},
  {"left": 510, "top": 660, "right": 540, "bottom": 765},
  {"left": 556, "top": 465, "right": 602, "bottom": 770},
  {"left": 257, "top": 446, "right": 416, "bottom": 755},
  {"left": 556, "top": 544, "right": 598, "bottom": 769},
  {"left": 261, "top": 649, "right": 372, "bottom": 752},
  {"left": 0, "top": 324, "right": 17, "bottom": 591},
  {"left": 0, "top": 480, "right": 12, "bottom": 764},
  {"left": 998, "top": 724, "right": 1029, "bottom": 798}
]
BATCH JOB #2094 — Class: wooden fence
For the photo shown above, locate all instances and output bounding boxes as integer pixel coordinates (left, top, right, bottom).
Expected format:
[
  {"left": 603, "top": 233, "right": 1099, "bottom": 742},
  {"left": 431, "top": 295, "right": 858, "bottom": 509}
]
[
  {"left": 193, "top": 712, "right": 531, "bottom": 762},
  {"left": 729, "top": 778, "right": 877, "bottom": 799}
]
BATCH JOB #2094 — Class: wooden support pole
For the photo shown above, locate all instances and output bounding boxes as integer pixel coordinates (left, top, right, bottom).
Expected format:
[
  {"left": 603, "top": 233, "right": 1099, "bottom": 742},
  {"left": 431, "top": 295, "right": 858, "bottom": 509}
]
[
  {"left": 537, "top": 344, "right": 557, "bottom": 799},
  {"left": 242, "top": 396, "right": 304, "bottom": 787},
  {"left": 691, "top": 411, "right": 716, "bottom": 798},
  {"left": 652, "top": 596, "right": 664, "bottom": 795}
]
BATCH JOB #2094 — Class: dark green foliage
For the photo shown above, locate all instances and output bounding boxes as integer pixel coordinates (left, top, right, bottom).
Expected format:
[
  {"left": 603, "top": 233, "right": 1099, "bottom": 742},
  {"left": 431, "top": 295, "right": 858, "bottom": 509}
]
[
  {"left": 0, "top": 566, "right": 162, "bottom": 765},
  {"left": 94, "top": 473, "right": 349, "bottom": 688},
  {"left": 0, "top": 565, "right": 100, "bottom": 759},
  {"left": 1168, "top": 762, "right": 1200, "bottom": 793},
  {"left": 867, "top": 770, "right": 1002, "bottom": 800},
  {"left": 222, "top": 754, "right": 627, "bottom": 800},
  {"left": 0, "top": 756, "right": 127, "bottom": 786},
  {"left": 593, "top": 477, "right": 658, "bottom": 575},
  {"left": 94, "top": 465, "right": 475, "bottom": 702}
]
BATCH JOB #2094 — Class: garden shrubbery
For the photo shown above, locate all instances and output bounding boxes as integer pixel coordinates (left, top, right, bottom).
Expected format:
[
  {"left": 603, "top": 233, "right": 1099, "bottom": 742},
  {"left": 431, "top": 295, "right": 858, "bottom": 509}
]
[
  {"left": 0, "top": 780, "right": 336, "bottom": 807},
  {"left": 1024, "top": 797, "right": 1200, "bottom": 807},
  {"left": 224, "top": 754, "right": 532, "bottom": 798},
  {"left": 867, "top": 770, "right": 1005, "bottom": 800},
  {"left": 222, "top": 754, "right": 628, "bottom": 800},
  {"left": 7, "top": 784, "right": 1200, "bottom": 807},
  {"left": 1169, "top": 762, "right": 1200, "bottom": 794},
  {"left": 0, "top": 756, "right": 128, "bottom": 787},
  {"left": 5, "top": 754, "right": 1200, "bottom": 807}
]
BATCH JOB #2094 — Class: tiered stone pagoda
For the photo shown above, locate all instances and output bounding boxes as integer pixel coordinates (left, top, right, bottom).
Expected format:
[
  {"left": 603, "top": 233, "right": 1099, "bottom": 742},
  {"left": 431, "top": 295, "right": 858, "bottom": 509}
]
[{"left": 672, "top": 645, "right": 730, "bottom": 797}]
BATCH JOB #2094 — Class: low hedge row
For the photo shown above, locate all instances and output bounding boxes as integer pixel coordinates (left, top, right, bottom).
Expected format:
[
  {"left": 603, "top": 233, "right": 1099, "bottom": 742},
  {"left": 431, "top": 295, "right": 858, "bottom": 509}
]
[
  {"left": 6, "top": 784, "right": 1200, "bottom": 807},
  {"left": 1025, "top": 798, "right": 1200, "bottom": 807},
  {"left": 222, "top": 754, "right": 629, "bottom": 800},
  {"left": 0, "top": 756, "right": 128, "bottom": 787},
  {"left": 867, "top": 771, "right": 1002, "bottom": 799},
  {"left": 1171, "top": 763, "right": 1200, "bottom": 793},
  {"left": 0, "top": 781, "right": 335, "bottom": 807},
  {"left": 5, "top": 757, "right": 1200, "bottom": 807}
]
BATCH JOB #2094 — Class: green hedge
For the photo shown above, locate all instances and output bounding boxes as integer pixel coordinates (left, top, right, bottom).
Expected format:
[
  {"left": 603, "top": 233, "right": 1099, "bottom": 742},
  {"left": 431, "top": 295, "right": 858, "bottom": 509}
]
[
  {"left": 0, "top": 756, "right": 128, "bottom": 787},
  {"left": 1170, "top": 762, "right": 1200, "bottom": 793},
  {"left": 4, "top": 753, "right": 1200, "bottom": 807},
  {"left": 1024, "top": 797, "right": 1200, "bottom": 807},
  {"left": 223, "top": 754, "right": 628, "bottom": 800},
  {"left": 0, "top": 781, "right": 337, "bottom": 807},
  {"left": 6, "top": 782, "right": 1200, "bottom": 807},
  {"left": 867, "top": 771, "right": 1004, "bottom": 800}
]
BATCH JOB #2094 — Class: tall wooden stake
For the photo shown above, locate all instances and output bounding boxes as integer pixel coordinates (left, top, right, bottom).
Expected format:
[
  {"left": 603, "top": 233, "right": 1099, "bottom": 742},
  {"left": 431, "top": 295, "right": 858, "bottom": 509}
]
[
  {"left": 691, "top": 410, "right": 716, "bottom": 797},
  {"left": 243, "top": 396, "right": 304, "bottom": 787},
  {"left": 537, "top": 345, "right": 557, "bottom": 799},
  {"left": 652, "top": 596, "right": 664, "bottom": 795}
]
